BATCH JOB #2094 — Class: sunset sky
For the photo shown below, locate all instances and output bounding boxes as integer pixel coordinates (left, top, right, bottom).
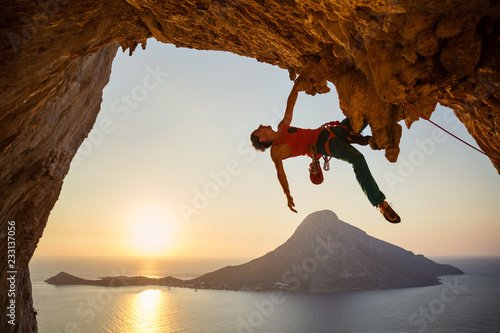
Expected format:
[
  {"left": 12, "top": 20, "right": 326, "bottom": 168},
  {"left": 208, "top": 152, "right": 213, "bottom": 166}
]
[{"left": 34, "top": 39, "right": 500, "bottom": 262}]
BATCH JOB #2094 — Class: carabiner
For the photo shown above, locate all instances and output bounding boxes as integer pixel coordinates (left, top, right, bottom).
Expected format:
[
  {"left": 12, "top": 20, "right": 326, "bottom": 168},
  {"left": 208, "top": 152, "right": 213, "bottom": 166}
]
[{"left": 323, "top": 160, "right": 330, "bottom": 171}]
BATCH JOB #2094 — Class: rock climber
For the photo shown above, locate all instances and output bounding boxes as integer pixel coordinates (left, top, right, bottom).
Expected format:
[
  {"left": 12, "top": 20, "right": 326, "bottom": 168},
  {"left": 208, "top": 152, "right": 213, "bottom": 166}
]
[{"left": 250, "top": 79, "right": 401, "bottom": 223}]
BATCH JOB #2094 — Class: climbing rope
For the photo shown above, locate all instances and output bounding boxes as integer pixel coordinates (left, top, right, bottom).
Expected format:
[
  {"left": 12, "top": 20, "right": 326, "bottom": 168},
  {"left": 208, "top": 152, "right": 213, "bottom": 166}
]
[{"left": 403, "top": 103, "right": 500, "bottom": 163}]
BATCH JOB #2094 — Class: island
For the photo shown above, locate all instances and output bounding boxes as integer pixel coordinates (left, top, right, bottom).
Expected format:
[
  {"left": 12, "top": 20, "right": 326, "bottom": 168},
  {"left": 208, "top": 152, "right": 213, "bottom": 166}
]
[{"left": 46, "top": 211, "right": 464, "bottom": 292}]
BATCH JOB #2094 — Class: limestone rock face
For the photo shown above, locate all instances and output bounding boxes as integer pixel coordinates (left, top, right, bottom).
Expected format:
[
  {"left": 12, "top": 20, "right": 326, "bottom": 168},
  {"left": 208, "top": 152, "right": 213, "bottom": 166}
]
[
  {"left": 0, "top": 1, "right": 499, "bottom": 331},
  {"left": 0, "top": 44, "right": 118, "bottom": 332}
]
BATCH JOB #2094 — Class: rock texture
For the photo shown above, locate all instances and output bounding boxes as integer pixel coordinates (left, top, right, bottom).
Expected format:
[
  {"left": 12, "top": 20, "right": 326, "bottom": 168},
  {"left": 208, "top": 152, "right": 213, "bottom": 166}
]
[
  {"left": 188, "top": 210, "right": 463, "bottom": 291},
  {"left": 0, "top": 45, "right": 118, "bottom": 332},
  {"left": 0, "top": 1, "right": 499, "bottom": 331}
]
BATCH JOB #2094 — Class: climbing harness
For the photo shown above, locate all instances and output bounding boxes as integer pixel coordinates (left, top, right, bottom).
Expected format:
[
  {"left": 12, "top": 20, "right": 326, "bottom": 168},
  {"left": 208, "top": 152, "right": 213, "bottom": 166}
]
[
  {"left": 322, "top": 121, "right": 350, "bottom": 160},
  {"left": 403, "top": 103, "right": 500, "bottom": 163},
  {"left": 307, "top": 121, "right": 348, "bottom": 184}
]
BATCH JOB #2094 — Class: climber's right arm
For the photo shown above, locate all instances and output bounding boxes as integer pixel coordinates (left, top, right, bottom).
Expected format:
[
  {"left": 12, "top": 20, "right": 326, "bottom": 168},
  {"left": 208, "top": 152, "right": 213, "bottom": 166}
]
[{"left": 271, "top": 144, "right": 297, "bottom": 213}]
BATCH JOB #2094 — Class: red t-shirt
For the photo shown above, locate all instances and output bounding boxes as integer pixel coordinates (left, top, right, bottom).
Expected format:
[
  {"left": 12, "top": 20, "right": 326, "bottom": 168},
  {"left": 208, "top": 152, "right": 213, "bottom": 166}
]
[{"left": 272, "top": 124, "right": 323, "bottom": 158}]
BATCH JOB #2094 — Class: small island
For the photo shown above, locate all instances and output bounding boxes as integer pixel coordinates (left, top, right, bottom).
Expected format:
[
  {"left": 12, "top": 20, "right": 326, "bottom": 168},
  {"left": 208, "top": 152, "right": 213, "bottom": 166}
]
[{"left": 45, "top": 271, "right": 183, "bottom": 288}]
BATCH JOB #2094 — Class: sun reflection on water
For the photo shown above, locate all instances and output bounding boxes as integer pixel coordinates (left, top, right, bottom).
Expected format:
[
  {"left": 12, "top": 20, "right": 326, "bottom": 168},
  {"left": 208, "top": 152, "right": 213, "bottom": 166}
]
[{"left": 129, "top": 289, "right": 170, "bottom": 332}]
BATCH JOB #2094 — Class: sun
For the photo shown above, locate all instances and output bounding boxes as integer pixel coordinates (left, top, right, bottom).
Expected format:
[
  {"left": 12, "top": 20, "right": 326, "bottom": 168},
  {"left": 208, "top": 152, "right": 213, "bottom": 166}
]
[{"left": 129, "top": 209, "right": 175, "bottom": 256}]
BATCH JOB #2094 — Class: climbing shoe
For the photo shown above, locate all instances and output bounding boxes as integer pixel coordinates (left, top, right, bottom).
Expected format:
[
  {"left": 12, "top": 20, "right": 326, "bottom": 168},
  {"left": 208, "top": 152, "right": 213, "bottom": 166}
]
[
  {"left": 346, "top": 132, "right": 371, "bottom": 146},
  {"left": 378, "top": 201, "right": 401, "bottom": 224}
]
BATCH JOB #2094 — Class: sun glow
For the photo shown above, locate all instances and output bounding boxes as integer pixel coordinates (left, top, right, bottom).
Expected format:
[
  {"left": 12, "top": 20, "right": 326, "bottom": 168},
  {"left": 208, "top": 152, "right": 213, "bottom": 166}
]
[{"left": 128, "top": 209, "right": 176, "bottom": 256}]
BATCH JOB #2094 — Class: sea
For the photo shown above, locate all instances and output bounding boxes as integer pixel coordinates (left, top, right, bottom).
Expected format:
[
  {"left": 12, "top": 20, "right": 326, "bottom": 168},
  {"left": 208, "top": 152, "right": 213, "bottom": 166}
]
[{"left": 29, "top": 256, "right": 500, "bottom": 333}]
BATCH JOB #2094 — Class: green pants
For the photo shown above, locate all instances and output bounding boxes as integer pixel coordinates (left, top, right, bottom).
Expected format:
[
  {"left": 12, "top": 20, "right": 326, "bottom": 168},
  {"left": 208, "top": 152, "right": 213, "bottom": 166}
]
[{"left": 316, "top": 118, "right": 386, "bottom": 206}]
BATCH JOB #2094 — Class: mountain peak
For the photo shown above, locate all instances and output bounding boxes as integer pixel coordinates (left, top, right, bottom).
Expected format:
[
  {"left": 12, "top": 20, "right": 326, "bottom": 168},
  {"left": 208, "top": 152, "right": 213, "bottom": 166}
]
[
  {"left": 297, "top": 210, "right": 340, "bottom": 230},
  {"left": 294, "top": 210, "right": 361, "bottom": 234},
  {"left": 282, "top": 210, "right": 367, "bottom": 253}
]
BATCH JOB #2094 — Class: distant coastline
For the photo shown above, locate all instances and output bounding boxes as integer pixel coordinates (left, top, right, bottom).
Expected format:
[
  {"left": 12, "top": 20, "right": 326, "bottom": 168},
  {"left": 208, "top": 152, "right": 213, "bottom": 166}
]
[
  {"left": 45, "top": 271, "right": 183, "bottom": 288},
  {"left": 45, "top": 271, "right": 270, "bottom": 291},
  {"left": 45, "top": 268, "right": 464, "bottom": 292}
]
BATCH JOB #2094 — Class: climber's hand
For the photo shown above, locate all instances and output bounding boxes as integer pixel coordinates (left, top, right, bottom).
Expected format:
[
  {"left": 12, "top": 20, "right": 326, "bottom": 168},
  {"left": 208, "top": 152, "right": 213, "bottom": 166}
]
[{"left": 286, "top": 194, "right": 297, "bottom": 213}]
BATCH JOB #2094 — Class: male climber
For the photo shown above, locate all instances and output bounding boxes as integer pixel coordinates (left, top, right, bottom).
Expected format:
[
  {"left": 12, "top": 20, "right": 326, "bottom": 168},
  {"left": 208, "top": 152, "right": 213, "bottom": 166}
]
[{"left": 250, "top": 79, "right": 401, "bottom": 223}]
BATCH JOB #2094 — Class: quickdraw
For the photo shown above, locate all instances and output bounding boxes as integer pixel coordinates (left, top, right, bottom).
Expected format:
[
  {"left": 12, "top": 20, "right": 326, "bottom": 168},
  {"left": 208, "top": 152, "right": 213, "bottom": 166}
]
[
  {"left": 308, "top": 144, "right": 324, "bottom": 185},
  {"left": 323, "top": 155, "right": 331, "bottom": 171}
]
